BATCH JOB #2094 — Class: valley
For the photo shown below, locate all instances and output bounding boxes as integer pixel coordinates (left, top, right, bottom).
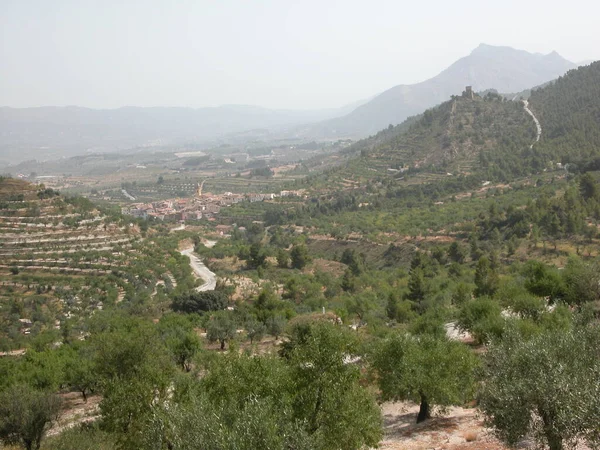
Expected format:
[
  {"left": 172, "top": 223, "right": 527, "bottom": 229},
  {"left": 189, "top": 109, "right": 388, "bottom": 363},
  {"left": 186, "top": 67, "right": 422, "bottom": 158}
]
[{"left": 1, "top": 38, "right": 600, "bottom": 450}]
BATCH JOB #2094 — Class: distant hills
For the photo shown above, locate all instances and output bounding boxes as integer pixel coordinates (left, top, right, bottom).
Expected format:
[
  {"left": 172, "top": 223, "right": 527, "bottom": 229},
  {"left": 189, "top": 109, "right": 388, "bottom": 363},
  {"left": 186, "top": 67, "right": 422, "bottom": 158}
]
[
  {"left": 307, "top": 44, "right": 576, "bottom": 138},
  {"left": 0, "top": 44, "right": 580, "bottom": 167},
  {"left": 0, "top": 102, "right": 372, "bottom": 167},
  {"left": 0, "top": 104, "right": 364, "bottom": 166}
]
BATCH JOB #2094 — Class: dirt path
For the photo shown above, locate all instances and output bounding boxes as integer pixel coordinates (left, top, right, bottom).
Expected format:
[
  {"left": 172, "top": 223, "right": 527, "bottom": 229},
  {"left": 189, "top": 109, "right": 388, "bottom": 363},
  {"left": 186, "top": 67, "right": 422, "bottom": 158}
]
[{"left": 171, "top": 223, "right": 185, "bottom": 232}]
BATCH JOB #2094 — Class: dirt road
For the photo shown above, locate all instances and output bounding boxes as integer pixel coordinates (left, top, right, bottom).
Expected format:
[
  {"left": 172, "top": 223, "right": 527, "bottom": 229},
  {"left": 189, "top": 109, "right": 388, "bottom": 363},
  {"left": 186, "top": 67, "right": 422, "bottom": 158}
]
[
  {"left": 181, "top": 247, "right": 217, "bottom": 291},
  {"left": 523, "top": 99, "right": 542, "bottom": 147}
]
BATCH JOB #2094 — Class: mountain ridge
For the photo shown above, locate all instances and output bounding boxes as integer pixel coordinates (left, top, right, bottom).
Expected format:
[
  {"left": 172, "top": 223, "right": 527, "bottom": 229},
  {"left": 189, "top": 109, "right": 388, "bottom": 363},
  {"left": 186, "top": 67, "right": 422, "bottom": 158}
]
[
  {"left": 315, "top": 61, "right": 600, "bottom": 193},
  {"left": 306, "top": 44, "right": 576, "bottom": 138},
  {"left": 0, "top": 44, "right": 577, "bottom": 166}
]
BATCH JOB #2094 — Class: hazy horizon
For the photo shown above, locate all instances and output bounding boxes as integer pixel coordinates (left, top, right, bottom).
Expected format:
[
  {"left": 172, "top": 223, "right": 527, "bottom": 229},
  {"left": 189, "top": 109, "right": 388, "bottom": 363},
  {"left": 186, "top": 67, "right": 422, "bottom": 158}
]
[{"left": 1, "top": 0, "right": 599, "bottom": 111}]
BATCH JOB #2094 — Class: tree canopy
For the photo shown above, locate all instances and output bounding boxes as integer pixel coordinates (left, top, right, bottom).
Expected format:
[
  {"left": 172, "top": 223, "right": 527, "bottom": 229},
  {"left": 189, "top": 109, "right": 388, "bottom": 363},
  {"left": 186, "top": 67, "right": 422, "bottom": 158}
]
[{"left": 372, "top": 334, "right": 479, "bottom": 423}]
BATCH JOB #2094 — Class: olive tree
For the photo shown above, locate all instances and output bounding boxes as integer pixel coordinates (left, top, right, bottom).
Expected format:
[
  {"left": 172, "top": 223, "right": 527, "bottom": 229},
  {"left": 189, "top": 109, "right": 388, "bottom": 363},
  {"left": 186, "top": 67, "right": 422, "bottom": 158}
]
[
  {"left": 562, "top": 256, "right": 600, "bottom": 306},
  {"left": 158, "top": 313, "right": 202, "bottom": 372},
  {"left": 206, "top": 311, "right": 237, "bottom": 350},
  {"left": 63, "top": 343, "right": 98, "bottom": 402},
  {"left": 479, "top": 327, "right": 600, "bottom": 450},
  {"left": 456, "top": 297, "right": 505, "bottom": 344},
  {"left": 244, "top": 317, "right": 266, "bottom": 344},
  {"left": 283, "top": 321, "right": 382, "bottom": 449},
  {"left": 0, "top": 384, "right": 62, "bottom": 450},
  {"left": 372, "top": 334, "right": 479, "bottom": 423}
]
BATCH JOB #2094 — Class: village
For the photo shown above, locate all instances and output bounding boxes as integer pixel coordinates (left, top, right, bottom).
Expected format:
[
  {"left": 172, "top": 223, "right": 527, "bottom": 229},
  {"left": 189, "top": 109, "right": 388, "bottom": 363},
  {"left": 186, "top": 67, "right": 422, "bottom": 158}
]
[{"left": 121, "top": 182, "right": 305, "bottom": 222}]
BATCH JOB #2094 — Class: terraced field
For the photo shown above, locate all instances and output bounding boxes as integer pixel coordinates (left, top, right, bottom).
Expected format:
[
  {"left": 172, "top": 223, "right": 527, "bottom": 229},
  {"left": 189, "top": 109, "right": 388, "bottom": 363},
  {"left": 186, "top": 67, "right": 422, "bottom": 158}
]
[{"left": 0, "top": 177, "right": 198, "bottom": 350}]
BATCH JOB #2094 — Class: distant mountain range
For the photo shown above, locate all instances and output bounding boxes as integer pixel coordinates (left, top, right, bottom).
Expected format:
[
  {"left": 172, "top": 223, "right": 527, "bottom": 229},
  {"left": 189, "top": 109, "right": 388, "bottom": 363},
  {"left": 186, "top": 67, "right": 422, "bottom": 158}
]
[
  {"left": 304, "top": 44, "right": 576, "bottom": 138},
  {"left": 0, "top": 103, "right": 364, "bottom": 166},
  {"left": 0, "top": 44, "right": 578, "bottom": 166}
]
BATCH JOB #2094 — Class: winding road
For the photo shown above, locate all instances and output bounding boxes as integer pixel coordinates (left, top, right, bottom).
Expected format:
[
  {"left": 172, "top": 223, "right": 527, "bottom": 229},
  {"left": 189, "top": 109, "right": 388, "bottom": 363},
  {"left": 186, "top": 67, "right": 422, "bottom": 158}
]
[
  {"left": 121, "top": 189, "right": 136, "bottom": 201},
  {"left": 181, "top": 247, "right": 217, "bottom": 291},
  {"left": 522, "top": 99, "right": 542, "bottom": 148}
]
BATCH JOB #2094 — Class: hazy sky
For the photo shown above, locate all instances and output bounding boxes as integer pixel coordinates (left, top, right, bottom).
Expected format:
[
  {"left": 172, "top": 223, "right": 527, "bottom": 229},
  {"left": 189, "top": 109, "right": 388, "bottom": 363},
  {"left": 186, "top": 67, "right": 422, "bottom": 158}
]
[{"left": 1, "top": 0, "right": 599, "bottom": 110}]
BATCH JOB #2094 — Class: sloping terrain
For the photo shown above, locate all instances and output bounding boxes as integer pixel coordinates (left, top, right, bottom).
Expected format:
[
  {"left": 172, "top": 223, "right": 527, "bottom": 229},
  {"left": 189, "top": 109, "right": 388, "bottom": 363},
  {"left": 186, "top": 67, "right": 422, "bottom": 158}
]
[
  {"left": 309, "top": 61, "right": 600, "bottom": 195},
  {"left": 528, "top": 60, "right": 600, "bottom": 163},
  {"left": 310, "top": 92, "right": 533, "bottom": 194},
  {"left": 307, "top": 44, "right": 575, "bottom": 137},
  {"left": 0, "top": 177, "right": 197, "bottom": 350}
]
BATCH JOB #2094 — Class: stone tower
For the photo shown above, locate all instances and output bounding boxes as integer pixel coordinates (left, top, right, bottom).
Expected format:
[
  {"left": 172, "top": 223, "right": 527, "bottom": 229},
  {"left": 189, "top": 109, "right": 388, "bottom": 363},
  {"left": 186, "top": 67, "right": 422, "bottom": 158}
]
[{"left": 463, "top": 86, "right": 474, "bottom": 100}]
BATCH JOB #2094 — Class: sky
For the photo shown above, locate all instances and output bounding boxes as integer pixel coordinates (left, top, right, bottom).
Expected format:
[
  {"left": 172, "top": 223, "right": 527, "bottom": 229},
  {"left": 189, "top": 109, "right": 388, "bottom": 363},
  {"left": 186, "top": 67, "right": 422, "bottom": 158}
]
[{"left": 1, "top": 0, "right": 599, "bottom": 110}]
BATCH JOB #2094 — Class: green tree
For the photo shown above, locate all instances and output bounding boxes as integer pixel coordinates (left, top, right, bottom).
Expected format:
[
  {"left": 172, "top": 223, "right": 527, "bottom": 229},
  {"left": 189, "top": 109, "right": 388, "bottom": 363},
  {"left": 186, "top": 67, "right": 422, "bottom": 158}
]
[
  {"left": 406, "top": 267, "right": 428, "bottom": 309},
  {"left": 579, "top": 172, "right": 598, "bottom": 200},
  {"left": 456, "top": 297, "right": 504, "bottom": 344},
  {"left": 340, "top": 249, "right": 364, "bottom": 276},
  {"left": 266, "top": 314, "right": 286, "bottom": 339},
  {"left": 254, "top": 288, "right": 285, "bottom": 323},
  {"left": 408, "top": 309, "right": 446, "bottom": 339},
  {"left": 451, "top": 282, "right": 472, "bottom": 306},
  {"left": 171, "top": 291, "right": 228, "bottom": 314},
  {"left": 447, "top": 242, "right": 466, "bottom": 263},
  {"left": 372, "top": 334, "right": 479, "bottom": 423},
  {"left": 186, "top": 353, "right": 314, "bottom": 450},
  {"left": 206, "top": 311, "right": 237, "bottom": 350},
  {"left": 20, "top": 350, "right": 64, "bottom": 392},
  {"left": 158, "top": 313, "right": 202, "bottom": 372},
  {"left": 247, "top": 242, "right": 267, "bottom": 269},
  {"left": 340, "top": 269, "right": 357, "bottom": 293},
  {"left": 283, "top": 322, "right": 382, "bottom": 449},
  {"left": 474, "top": 256, "right": 499, "bottom": 297},
  {"left": 90, "top": 316, "right": 175, "bottom": 450},
  {"left": 100, "top": 375, "right": 173, "bottom": 450},
  {"left": 276, "top": 248, "right": 289, "bottom": 268},
  {"left": 346, "top": 292, "right": 375, "bottom": 327},
  {"left": 170, "top": 393, "right": 315, "bottom": 450},
  {"left": 290, "top": 244, "right": 311, "bottom": 270},
  {"left": 89, "top": 315, "right": 172, "bottom": 385},
  {"left": 63, "top": 343, "right": 97, "bottom": 402},
  {"left": 0, "top": 384, "right": 62, "bottom": 450},
  {"left": 479, "top": 327, "right": 600, "bottom": 450},
  {"left": 386, "top": 294, "right": 399, "bottom": 321},
  {"left": 245, "top": 317, "right": 266, "bottom": 344},
  {"left": 169, "top": 332, "right": 200, "bottom": 372},
  {"left": 562, "top": 256, "right": 600, "bottom": 305},
  {"left": 522, "top": 260, "right": 565, "bottom": 300}
]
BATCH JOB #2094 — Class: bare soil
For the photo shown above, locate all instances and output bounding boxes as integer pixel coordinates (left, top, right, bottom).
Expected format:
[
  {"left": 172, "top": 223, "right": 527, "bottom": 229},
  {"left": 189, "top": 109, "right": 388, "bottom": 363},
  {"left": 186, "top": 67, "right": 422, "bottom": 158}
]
[
  {"left": 47, "top": 392, "right": 101, "bottom": 436},
  {"left": 378, "top": 402, "right": 506, "bottom": 450}
]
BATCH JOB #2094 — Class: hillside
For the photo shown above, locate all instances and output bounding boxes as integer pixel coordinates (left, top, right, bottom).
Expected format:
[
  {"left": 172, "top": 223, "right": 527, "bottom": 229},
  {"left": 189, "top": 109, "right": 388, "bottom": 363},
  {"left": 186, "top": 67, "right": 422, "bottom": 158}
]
[
  {"left": 0, "top": 177, "right": 199, "bottom": 350},
  {"left": 307, "top": 44, "right": 575, "bottom": 138},
  {"left": 307, "top": 92, "right": 532, "bottom": 194},
  {"left": 528, "top": 60, "right": 600, "bottom": 163},
  {"left": 307, "top": 60, "right": 600, "bottom": 195}
]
